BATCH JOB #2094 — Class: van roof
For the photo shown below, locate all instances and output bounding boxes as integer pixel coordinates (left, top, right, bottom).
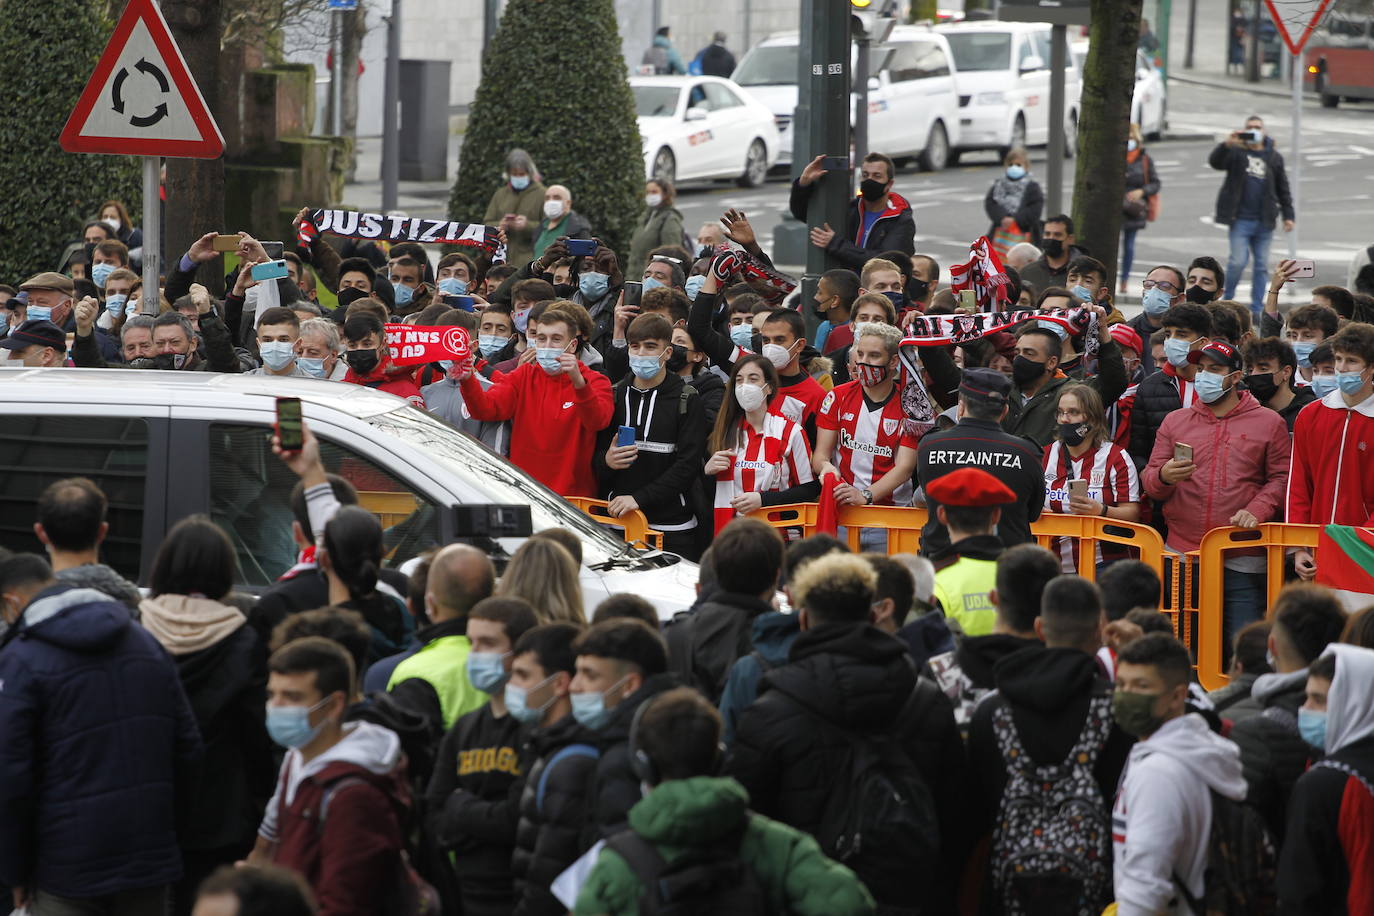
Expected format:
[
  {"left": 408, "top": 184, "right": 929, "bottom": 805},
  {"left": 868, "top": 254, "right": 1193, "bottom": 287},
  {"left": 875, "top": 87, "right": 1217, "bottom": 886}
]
[
  {"left": 0, "top": 367, "right": 405, "bottom": 418},
  {"left": 755, "top": 24, "right": 942, "bottom": 46}
]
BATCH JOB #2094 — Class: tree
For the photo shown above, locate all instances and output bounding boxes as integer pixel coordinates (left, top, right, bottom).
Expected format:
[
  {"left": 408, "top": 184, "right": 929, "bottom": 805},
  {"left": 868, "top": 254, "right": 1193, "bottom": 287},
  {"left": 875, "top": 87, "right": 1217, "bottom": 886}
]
[
  {"left": 1071, "top": 0, "right": 1144, "bottom": 285},
  {"left": 0, "top": 0, "right": 141, "bottom": 282},
  {"left": 448, "top": 0, "right": 643, "bottom": 262}
]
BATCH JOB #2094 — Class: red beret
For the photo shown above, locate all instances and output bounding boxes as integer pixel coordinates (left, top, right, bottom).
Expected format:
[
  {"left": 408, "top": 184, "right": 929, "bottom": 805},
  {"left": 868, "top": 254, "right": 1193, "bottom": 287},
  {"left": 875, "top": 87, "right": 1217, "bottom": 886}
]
[{"left": 926, "top": 467, "right": 1017, "bottom": 507}]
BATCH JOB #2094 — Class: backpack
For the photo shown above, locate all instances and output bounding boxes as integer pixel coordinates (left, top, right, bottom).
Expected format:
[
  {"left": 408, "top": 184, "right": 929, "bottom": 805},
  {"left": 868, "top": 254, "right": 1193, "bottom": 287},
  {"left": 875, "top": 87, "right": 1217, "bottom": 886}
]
[
  {"left": 990, "top": 691, "right": 1113, "bottom": 916},
  {"left": 1171, "top": 791, "right": 1278, "bottom": 916},
  {"left": 664, "top": 606, "right": 753, "bottom": 704},
  {"left": 641, "top": 45, "right": 670, "bottom": 74},
  {"left": 606, "top": 820, "right": 772, "bottom": 916}
]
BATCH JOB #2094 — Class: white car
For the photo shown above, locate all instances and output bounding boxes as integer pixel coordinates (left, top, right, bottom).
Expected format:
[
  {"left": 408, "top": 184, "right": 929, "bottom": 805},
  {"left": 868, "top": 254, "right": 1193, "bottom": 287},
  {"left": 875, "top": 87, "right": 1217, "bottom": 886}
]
[
  {"left": 731, "top": 26, "right": 962, "bottom": 171},
  {"left": 938, "top": 20, "right": 1081, "bottom": 160},
  {"left": 0, "top": 369, "right": 698, "bottom": 617},
  {"left": 1070, "top": 43, "right": 1167, "bottom": 140},
  {"left": 630, "top": 75, "right": 780, "bottom": 187}
]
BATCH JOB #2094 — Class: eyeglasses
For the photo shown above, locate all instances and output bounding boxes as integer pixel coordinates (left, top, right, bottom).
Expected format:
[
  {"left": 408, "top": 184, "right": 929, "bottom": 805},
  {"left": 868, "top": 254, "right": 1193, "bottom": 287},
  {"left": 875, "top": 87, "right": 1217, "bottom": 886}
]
[{"left": 1141, "top": 279, "right": 1180, "bottom": 294}]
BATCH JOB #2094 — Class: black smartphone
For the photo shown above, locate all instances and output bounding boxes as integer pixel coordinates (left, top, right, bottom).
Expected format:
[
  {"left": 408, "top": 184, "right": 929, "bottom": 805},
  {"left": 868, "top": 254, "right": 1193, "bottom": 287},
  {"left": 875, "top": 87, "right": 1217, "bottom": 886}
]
[
  {"left": 821, "top": 155, "right": 850, "bottom": 171},
  {"left": 275, "top": 397, "right": 303, "bottom": 452},
  {"left": 262, "top": 240, "right": 285, "bottom": 259},
  {"left": 623, "top": 281, "right": 643, "bottom": 309},
  {"left": 566, "top": 238, "right": 597, "bottom": 258}
]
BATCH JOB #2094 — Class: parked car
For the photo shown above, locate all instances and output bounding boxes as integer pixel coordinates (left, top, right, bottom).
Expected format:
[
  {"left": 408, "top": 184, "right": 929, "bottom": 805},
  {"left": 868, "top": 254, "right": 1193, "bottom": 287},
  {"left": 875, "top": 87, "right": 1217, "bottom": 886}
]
[
  {"left": 731, "top": 25, "right": 963, "bottom": 171},
  {"left": 937, "top": 20, "right": 1081, "bottom": 161},
  {"left": 1072, "top": 42, "right": 1166, "bottom": 139},
  {"left": 0, "top": 369, "right": 698, "bottom": 617},
  {"left": 629, "top": 74, "right": 781, "bottom": 187}
]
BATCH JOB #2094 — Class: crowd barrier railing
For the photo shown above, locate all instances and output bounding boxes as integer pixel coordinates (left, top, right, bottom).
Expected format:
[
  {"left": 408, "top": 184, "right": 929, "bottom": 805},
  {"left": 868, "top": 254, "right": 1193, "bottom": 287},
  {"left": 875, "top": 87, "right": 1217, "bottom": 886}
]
[{"left": 565, "top": 497, "right": 664, "bottom": 550}]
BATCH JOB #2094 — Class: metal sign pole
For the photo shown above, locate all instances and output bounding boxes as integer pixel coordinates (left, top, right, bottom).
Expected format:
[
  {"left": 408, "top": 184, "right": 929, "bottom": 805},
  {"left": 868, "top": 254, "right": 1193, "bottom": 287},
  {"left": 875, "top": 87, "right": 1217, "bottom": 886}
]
[
  {"left": 1289, "top": 46, "right": 1300, "bottom": 258},
  {"left": 1046, "top": 23, "right": 1067, "bottom": 215},
  {"left": 382, "top": 0, "right": 400, "bottom": 212},
  {"left": 141, "top": 156, "right": 160, "bottom": 314},
  {"left": 331, "top": 12, "right": 343, "bottom": 136}
]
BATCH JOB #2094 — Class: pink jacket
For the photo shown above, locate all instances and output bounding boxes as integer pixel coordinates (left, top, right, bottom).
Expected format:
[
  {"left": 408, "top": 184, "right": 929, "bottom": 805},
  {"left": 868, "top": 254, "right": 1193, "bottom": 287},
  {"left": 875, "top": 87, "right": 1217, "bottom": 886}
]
[{"left": 1142, "top": 392, "right": 1291, "bottom": 553}]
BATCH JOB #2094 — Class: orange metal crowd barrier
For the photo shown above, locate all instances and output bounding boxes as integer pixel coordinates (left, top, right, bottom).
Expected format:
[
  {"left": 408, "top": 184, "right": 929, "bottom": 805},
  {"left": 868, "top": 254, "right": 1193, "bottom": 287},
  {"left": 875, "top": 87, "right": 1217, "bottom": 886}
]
[{"left": 565, "top": 497, "right": 664, "bottom": 550}]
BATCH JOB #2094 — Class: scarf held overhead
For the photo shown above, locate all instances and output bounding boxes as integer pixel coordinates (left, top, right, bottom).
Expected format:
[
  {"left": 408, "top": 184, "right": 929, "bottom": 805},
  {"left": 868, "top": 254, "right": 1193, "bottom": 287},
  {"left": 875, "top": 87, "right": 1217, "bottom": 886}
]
[
  {"left": 948, "top": 235, "right": 1013, "bottom": 311},
  {"left": 308, "top": 208, "right": 507, "bottom": 262}
]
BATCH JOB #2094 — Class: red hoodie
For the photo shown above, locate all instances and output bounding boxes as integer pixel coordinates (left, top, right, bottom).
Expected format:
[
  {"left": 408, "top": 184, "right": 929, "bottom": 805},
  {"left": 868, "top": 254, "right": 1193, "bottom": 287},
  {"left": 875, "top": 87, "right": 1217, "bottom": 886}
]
[
  {"left": 459, "top": 361, "right": 613, "bottom": 496},
  {"left": 343, "top": 361, "right": 426, "bottom": 408},
  {"left": 1287, "top": 389, "right": 1374, "bottom": 526}
]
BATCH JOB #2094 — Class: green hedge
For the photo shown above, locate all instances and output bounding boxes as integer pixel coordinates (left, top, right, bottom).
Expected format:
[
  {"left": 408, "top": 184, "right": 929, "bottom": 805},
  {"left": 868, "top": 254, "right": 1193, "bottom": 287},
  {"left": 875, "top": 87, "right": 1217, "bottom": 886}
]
[
  {"left": 448, "top": 0, "right": 643, "bottom": 263},
  {"left": 0, "top": 0, "right": 141, "bottom": 282}
]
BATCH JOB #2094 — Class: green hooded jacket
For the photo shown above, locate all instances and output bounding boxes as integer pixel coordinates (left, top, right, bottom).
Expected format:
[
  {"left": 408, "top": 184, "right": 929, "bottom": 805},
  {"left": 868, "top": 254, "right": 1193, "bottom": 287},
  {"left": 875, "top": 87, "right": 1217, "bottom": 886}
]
[{"left": 572, "top": 776, "right": 874, "bottom": 916}]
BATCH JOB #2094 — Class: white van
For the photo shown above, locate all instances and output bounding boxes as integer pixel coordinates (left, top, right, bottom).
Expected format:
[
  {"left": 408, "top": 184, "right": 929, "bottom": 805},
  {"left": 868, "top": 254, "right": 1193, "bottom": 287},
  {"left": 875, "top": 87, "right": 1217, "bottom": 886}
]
[
  {"left": 0, "top": 370, "right": 698, "bottom": 616},
  {"left": 731, "top": 26, "right": 963, "bottom": 171},
  {"left": 937, "top": 20, "right": 1081, "bottom": 161}
]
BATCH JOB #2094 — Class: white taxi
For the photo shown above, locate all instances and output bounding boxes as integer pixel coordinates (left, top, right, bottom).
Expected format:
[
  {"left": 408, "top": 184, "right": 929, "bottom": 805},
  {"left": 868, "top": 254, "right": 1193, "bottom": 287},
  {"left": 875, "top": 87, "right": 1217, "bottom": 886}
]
[{"left": 630, "top": 75, "right": 781, "bottom": 187}]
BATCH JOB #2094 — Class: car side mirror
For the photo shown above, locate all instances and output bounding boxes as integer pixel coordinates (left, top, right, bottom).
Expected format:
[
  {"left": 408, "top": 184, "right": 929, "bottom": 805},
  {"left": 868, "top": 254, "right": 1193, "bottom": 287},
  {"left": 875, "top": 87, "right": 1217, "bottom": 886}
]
[
  {"left": 685, "top": 107, "right": 708, "bottom": 122},
  {"left": 1020, "top": 55, "right": 1045, "bottom": 73},
  {"left": 867, "top": 75, "right": 881, "bottom": 91}
]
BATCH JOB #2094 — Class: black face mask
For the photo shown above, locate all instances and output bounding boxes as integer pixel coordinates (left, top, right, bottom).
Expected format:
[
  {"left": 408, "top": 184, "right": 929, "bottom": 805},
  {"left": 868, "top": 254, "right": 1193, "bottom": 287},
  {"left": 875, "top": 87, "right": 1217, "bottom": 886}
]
[
  {"left": 666, "top": 344, "right": 689, "bottom": 373},
  {"left": 552, "top": 283, "right": 576, "bottom": 299},
  {"left": 345, "top": 348, "right": 379, "bottom": 375},
  {"left": 881, "top": 290, "right": 908, "bottom": 313},
  {"left": 1184, "top": 284, "right": 1212, "bottom": 304},
  {"left": 1059, "top": 421, "right": 1089, "bottom": 447},
  {"left": 859, "top": 178, "right": 888, "bottom": 202},
  {"left": 813, "top": 294, "right": 836, "bottom": 317},
  {"left": 908, "top": 278, "right": 930, "bottom": 302},
  {"left": 1042, "top": 238, "right": 1065, "bottom": 258},
  {"left": 150, "top": 352, "right": 189, "bottom": 371},
  {"left": 1245, "top": 372, "right": 1279, "bottom": 403},
  {"left": 1012, "top": 354, "right": 1046, "bottom": 386}
]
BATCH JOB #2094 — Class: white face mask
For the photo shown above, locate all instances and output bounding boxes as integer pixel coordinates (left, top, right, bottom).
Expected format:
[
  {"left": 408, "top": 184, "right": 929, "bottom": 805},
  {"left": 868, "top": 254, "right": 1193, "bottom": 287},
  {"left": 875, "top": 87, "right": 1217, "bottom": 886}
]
[
  {"left": 762, "top": 343, "right": 792, "bottom": 370},
  {"left": 543, "top": 199, "right": 565, "bottom": 219},
  {"left": 645, "top": 193, "right": 663, "bottom": 208},
  {"left": 735, "top": 382, "right": 768, "bottom": 412},
  {"left": 102, "top": 217, "right": 121, "bottom": 232}
]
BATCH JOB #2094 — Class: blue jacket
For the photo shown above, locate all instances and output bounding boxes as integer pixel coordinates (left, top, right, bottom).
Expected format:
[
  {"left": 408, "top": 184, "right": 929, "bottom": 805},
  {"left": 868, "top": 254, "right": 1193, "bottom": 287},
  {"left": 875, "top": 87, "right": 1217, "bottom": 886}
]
[
  {"left": 718, "top": 611, "right": 800, "bottom": 746},
  {"left": 0, "top": 586, "right": 202, "bottom": 897}
]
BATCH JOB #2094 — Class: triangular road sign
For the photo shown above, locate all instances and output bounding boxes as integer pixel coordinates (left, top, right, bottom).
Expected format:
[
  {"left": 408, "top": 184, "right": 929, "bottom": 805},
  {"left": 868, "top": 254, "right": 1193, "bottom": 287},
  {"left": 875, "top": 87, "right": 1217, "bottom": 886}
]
[
  {"left": 60, "top": 0, "right": 224, "bottom": 158},
  {"left": 1263, "top": 0, "right": 1334, "bottom": 57}
]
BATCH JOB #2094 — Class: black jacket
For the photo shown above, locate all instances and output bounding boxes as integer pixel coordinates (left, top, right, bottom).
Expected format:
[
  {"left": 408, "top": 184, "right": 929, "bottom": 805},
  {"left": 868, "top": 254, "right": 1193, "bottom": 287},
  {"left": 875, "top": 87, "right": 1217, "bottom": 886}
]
[
  {"left": 1277, "top": 735, "right": 1374, "bottom": 914},
  {"left": 984, "top": 177, "right": 1045, "bottom": 243},
  {"left": 664, "top": 592, "right": 774, "bottom": 703},
  {"left": 1002, "top": 335, "right": 1128, "bottom": 449},
  {"left": 689, "top": 368, "right": 725, "bottom": 429},
  {"left": 699, "top": 43, "right": 737, "bottom": 78},
  {"left": 1128, "top": 366, "right": 1188, "bottom": 470},
  {"left": 1121, "top": 150, "right": 1162, "bottom": 232},
  {"left": 916, "top": 418, "right": 1046, "bottom": 558},
  {"left": 1126, "top": 310, "right": 1162, "bottom": 377},
  {"left": 788, "top": 180, "right": 916, "bottom": 271},
  {"left": 1269, "top": 383, "right": 1316, "bottom": 433},
  {"left": 592, "top": 372, "right": 706, "bottom": 529},
  {"left": 511, "top": 713, "right": 600, "bottom": 916},
  {"left": 729, "top": 623, "right": 970, "bottom": 911},
  {"left": 427, "top": 703, "right": 524, "bottom": 916},
  {"left": 1229, "top": 669, "right": 1316, "bottom": 843},
  {"left": 251, "top": 566, "right": 410, "bottom": 647},
  {"left": 1209, "top": 138, "right": 1295, "bottom": 228},
  {"left": 586, "top": 672, "right": 680, "bottom": 841}
]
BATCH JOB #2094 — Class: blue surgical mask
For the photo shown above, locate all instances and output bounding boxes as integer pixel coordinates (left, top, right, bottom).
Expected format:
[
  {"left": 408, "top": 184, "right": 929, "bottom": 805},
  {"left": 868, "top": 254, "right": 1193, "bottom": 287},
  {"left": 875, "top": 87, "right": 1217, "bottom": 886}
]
[
  {"left": 570, "top": 675, "right": 629, "bottom": 731},
  {"left": 1193, "top": 370, "right": 1232, "bottom": 404},
  {"left": 536, "top": 347, "right": 565, "bottom": 373},
  {"left": 729, "top": 323, "right": 754, "bottom": 350},
  {"left": 265, "top": 697, "right": 332, "bottom": 749},
  {"left": 439, "top": 359, "right": 454, "bottom": 372},
  {"left": 641, "top": 276, "right": 665, "bottom": 293},
  {"left": 1297, "top": 707, "right": 1327, "bottom": 750},
  {"left": 91, "top": 262, "right": 115, "bottom": 287},
  {"left": 26, "top": 306, "right": 52, "bottom": 322},
  {"left": 259, "top": 340, "right": 296, "bottom": 371},
  {"left": 1070, "top": 285, "right": 1094, "bottom": 303},
  {"left": 629, "top": 354, "right": 664, "bottom": 380},
  {"left": 439, "top": 276, "right": 468, "bottom": 297},
  {"left": 684, "top": 275, "right": 706, "bottom": 301},
  {"left": 511, "top": 174, "right": 531, "bottom": 191},
  {"left": 393, "top": 283, "right": 414, "bottom": 307},
  {"left": 478, "top": 334, "right": 507, "bottom": 357},
  {"left": 1005, "top": 164, "right": 1026, "bottom": 180},
  {"left": 1292, "top": 341, "right": 1315, "bottom": 368},
  {"left": 579, "top": 272, "right": 610, "bottom": 301},
  {"left": 505, "top": 673, "right": 558, "bottom": 725},
  {"left": 1336, "top": 370, "right": 1368, "bottom": 395},
  {"left": 1142, "top": 287, "right": 1173, "bottom": 317},
  {"left": 513, "top": 307, "right": 531, "bottom": 334},
  {"left": 1127, "top": 139, "right": 1139, "bottom": 152},
  {"left": 298, "top": 356, "right": 327, "bottom": 378},
  {"left": 1163, "top": 337, "right": 1193, "bottom": 368},
  {"left": 466, "top": 651, "right": 511, "bottom": 694},
  {"left": 104, "top": 294, "right": 128, "bottom": 317},
  {"left": 1311, "top": 374, "right": 1339, "bottom": 398}
]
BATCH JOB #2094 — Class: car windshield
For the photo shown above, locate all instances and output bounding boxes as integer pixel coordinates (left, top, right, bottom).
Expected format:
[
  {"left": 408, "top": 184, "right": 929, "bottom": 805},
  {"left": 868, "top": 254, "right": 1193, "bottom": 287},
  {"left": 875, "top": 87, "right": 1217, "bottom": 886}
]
[
  {"left": 366, "top": 406, "right": 633, "bottom": 565},
  {"left": 944, "top": 32, "right": 1012, "bottom": 71},
  {"left": 633, "top": 86, "right": 681, "bottom": 117}
]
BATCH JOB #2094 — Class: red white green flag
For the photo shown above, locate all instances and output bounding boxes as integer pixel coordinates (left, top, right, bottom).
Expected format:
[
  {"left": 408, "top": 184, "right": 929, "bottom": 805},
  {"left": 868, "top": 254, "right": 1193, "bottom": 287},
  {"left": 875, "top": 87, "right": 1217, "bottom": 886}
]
[{"left": 1317, "top": 526, "right": 1374, "bottom": 612}]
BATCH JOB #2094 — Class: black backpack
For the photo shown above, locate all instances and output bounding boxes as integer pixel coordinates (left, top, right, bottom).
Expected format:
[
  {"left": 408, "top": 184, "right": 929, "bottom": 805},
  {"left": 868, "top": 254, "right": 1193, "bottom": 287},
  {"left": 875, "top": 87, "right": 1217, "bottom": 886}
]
[
  {"left": 1172, "top": 790, "right": 1278, "bottom": 916},
  {"left": 664, "top": 606, "right": 752, "bottom": 704},
  {"left": 605, "top": 821, "right": 772, "bottom": 916}
]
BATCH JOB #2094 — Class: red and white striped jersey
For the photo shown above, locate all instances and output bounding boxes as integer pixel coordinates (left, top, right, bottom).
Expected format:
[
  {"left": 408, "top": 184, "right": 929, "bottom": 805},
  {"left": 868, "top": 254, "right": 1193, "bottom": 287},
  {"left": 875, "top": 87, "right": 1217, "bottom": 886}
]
[
  {"left": 817, "top": 381, "right": 918, "bottom": 505},
  {"left": 713, "top": 411, "right": 814, "bottom": 532},
  {"left": 1042, "top": 440, "right": 1141, "bottom": 570}
]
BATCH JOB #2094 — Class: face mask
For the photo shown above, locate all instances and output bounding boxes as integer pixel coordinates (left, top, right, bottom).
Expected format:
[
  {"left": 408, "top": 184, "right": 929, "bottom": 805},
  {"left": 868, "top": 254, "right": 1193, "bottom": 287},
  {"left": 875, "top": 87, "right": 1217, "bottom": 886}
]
[
  {"left": 543, "top": 199, "right": 565, "bottom": 220},
  {"left": 1291, "top": 340, "right": 1315, "bottom": 368},
  {"left": 1005, "top": 164, "right": 1026, "bottom": 180},
  {"left": 1059, "top": 421, "right": 1089, "bottom": 446},
  {"left": 553, "top": 283, "right": 577, "bottom": 299},
  {"left": 513, "top": 307, "right": 531, "bottom": 334},
  {"left": 152, "top": 352, "right": 189, "bottom": 371},
  {"left": 103, "top": 217, "right": 121, "bottom": 232},
  {"left": 1112, "top": 689, "right": 1165, "bottom": 738},
  {"left": 1184, "top": 284, "right": 1211, "bottom": 304},
  {"left": 629, "top": 353, "right": 665, "bottom": 380},
  {"left": 26, "top": 306, "right": 52, "bottom": 322},
  {"left": 644, "top": 193, "right": 663, "bottom": 208},
  {"left": 439, "top": 360, "right": 455, "bottom": 374},
  {"left": 641, "top": 276, "right": 665, "bottom": 293},
  {"left": 684, "top": 275, "right": 706, "bottom": 301},
  {"left": 91, "top": 262, "right": 115, "bottom": 288},
  {"left": 570, "top": 676, "right": 629, "bottom": 731},
  {"left": 1042, "top": 238, "right": 1065, "bottom": 258},
  {"left": 393, "top": 283, "right": 414, "bottom": 307},
  {"left": 478, "top": 334, "right": 507, "bottom": 357},
  {"left": 908, "top": 278, "right": 930, "bottom": 302},
  {"left": 1312, "top": 374, "right": 1339, "bottom": 398},
  {"left": 1012, "top": 354, "right": 1046, "bottom": 386},
  {"left": 1127, "top": 139, "right": 1139, "bottom": 153},
  {"left": 466, "top": 651, "right": 511, "bottom": 694},
  {"left": 729, "top": 324, "right": 754, "bottom": 350},
  {"left": 762, "top": 342, "right": 791, "bottom": 369},
  {"left": 266, "top": 696, "right": 332, "bottom": 749},
  {"left": 735, "top": 382, "right": 768, "bottom": 412},
  {"left": 859, "top": 178, "right": 887, "bottom": 202},
  {"left": 1245, "top": 372, "right": 1279, "bottom": 403},
  {"left": 882, "top": 290, "right": 908, "bottom": 312},
  {"left": 510, "top": 174, "right": 530, "bottom": 190},
  {"left": 505, "top": 674, "right": 558, "bottom": 725},
  {"left": 1070, "top": 285, "right": 1094, "bottom": 303},
  {"left": 1163, "top": 337, "right": 1193, "bottom": 368},
  {"left": 1194, "top": 370, "right": 1232, "bottom": 404},
  {"left": 259, "top": 340, "right": 296, "bottom": 371},
  {"left": 104, "top": 294, "right": 128, "bottom": 318},
  {"left": 1142, "top": 287, "right": 1173, "bottom": 317},
  {"left": 1337, "top": 371, "right": 1368, "bottom": 395},
  {"left": 345, "top": 348, "right": 379, "bottom": 375},
  {"left": 439, "top": 276, "right": 468, "bottom": 297},
  {"left": 579, "top": 272, "right": 609, "bottom": 301},
  {"left": 666, "top": 344, "right": 689, "bottom": 373},
  {"left": 855, "top": 362, "right": 891, "bottom": 388},
  {"left": 1297, "top": 708, "right": 1327, "bottom": 750},
  {"left": 535, "top": 347, "right": 565, "bottom": 374},
  {"left": 298, "top": 356, "right": 327, "bottom": 378}
]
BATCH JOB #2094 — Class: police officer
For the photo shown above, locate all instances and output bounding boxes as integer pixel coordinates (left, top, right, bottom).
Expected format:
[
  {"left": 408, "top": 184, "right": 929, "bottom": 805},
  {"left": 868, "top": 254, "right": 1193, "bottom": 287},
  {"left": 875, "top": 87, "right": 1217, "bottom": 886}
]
[{"left": 916, "top": 367, "right": 1045, "bottom": 560}]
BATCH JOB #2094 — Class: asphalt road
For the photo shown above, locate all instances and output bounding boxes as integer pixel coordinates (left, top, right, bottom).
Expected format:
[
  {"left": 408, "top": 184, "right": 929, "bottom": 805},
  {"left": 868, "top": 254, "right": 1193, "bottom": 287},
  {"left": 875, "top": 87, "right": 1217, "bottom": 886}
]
[{"left": 671, "top": 79, "right": 1374, "bottom": 307}]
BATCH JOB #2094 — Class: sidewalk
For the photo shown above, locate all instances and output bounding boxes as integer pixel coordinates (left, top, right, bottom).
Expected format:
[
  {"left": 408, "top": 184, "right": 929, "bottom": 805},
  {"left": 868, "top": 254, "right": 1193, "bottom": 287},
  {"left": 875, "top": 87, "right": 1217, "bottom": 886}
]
[{"left": 341, "top": 134, "right": 462, "bottom": 215}]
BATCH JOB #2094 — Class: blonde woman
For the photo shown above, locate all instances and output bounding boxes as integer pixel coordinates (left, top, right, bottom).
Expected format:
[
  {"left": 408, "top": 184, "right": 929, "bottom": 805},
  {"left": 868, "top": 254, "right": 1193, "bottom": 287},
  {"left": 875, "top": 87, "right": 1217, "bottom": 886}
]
[{"left": 498, "top": 537, "right": 586, "bottom": 624}]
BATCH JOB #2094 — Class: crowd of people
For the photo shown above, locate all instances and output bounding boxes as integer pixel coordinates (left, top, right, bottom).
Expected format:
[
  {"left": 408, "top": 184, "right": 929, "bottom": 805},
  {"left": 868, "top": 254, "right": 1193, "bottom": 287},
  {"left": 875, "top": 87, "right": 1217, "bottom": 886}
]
[{"left": 1, "top": 121, "right": 1373, "bottom": 915}]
